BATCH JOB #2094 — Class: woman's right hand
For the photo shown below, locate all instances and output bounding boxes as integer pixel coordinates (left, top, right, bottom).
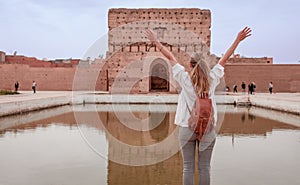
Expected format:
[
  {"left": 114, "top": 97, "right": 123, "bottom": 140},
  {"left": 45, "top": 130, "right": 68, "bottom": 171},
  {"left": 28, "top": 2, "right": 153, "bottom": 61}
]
[
  {"left": 144, "top": 29, "right": 158, "bottom": 42},
  {"left": 144, "top": 29, "right": 178, "bottom": 65}
]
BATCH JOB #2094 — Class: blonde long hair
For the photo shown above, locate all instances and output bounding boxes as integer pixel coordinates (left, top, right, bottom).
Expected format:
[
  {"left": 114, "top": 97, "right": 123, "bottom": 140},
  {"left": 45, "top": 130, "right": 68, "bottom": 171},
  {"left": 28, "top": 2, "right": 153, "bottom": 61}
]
[{"left": 189, "top": 52, "right": 211, "bottom": 96}]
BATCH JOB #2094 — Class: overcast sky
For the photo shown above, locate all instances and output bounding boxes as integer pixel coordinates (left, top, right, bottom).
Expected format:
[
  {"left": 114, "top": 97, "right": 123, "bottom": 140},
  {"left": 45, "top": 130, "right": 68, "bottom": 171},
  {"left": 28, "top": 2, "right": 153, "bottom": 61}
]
[{"left": 1, "top": 0, "right": 299, "bottom": 63}]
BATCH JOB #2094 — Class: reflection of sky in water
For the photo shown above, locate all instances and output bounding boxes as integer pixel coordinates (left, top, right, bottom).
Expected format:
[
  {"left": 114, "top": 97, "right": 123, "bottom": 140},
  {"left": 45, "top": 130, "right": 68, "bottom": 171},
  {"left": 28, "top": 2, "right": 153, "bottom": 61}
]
[{"left": 0, "top": 105, "right": 299, "bottom": 185}]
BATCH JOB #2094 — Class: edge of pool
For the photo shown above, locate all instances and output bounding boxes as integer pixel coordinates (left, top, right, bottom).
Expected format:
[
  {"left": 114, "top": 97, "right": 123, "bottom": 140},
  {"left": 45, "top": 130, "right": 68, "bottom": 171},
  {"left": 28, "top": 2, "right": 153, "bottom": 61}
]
[{"left": 0, "top": 91, "right": 299, "bottom": 117}]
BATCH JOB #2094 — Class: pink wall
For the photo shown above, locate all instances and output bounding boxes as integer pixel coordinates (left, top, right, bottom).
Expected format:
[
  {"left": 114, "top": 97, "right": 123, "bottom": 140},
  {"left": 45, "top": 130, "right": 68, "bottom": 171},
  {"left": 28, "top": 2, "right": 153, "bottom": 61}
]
[
  {"left": 224, "top": 64, "right": 300, "bottom": 93},
  {"left": 1, "top": 63, "right": 300, "bottom": 93},
  {"left": 0, "top": 64, "right": 107, "bottom": 91}
]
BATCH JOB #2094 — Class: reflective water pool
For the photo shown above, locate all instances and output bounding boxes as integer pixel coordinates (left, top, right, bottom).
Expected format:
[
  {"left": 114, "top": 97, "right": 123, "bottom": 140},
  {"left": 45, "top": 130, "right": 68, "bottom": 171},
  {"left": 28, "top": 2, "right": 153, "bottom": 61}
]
[{"left": 0, "top": 105, "right": 299, "bottom": 185}]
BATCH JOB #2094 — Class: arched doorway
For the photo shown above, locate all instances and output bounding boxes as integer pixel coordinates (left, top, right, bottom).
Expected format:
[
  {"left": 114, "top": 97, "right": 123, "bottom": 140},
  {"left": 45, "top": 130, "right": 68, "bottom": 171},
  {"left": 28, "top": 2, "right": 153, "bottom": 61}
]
[{"left": 150, "top": 60, "right": 169, "bottom": 92}]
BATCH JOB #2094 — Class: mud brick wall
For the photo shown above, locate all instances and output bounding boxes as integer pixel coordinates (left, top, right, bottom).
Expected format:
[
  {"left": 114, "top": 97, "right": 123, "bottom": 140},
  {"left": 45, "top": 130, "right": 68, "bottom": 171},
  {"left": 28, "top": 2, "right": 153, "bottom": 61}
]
[
  {"left": 0, "top": 63, "right": 108, "bottom": 91},
  {"left": 224, "top": 64, "right": 300, "bottom": 92}
]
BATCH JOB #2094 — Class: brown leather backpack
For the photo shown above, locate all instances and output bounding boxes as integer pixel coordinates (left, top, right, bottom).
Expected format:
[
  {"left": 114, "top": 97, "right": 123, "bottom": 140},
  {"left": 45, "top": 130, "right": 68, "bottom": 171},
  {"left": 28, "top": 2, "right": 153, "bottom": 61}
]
[{"left": 188, "top": 93, "right": 214, "bottom": 141}]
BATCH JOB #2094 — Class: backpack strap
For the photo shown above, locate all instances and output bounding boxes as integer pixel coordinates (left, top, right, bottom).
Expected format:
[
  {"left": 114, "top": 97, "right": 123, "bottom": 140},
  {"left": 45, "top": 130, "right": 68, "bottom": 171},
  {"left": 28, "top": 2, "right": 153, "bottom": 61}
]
[
  {"left": 200, "top": 92, "right": 209, "bottom": 99},
  {"left": 184, "top": 87, "right": 209, "bottom": 113}
]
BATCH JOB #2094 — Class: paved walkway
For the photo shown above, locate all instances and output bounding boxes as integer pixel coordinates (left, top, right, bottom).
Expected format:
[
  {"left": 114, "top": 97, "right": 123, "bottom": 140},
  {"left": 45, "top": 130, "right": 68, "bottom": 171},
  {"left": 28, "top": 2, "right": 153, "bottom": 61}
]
[
  {"left": 0, "top": 91, "right": 300, "bottom": 117},
  {"left": 225, "top": 92, "right": 300, "bottom": 115},
  {"left": 0, "top": 91, "right": 72, "bottom": 104}
]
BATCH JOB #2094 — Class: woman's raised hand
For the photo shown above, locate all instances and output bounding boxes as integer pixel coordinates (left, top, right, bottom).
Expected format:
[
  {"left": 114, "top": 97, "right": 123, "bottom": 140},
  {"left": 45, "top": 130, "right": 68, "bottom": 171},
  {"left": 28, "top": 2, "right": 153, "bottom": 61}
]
[
  {"left": 237, "top": 27, "right": 252, "bottom": 42},
  {"left": 144, "top": 29, "right": 177, "bottom": 65},
  {"left": 218, "top": 26, "right": 252, "bottom": 67},
  {"left": 144, "top": 29, "right": 158, "bottom": 42}
]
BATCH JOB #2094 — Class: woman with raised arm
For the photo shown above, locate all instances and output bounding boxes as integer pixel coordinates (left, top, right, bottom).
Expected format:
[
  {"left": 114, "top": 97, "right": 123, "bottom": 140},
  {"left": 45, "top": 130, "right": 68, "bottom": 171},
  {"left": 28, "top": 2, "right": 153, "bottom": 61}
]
[{"left": 145, "top": 27, "right": 251, "bottom": 185}]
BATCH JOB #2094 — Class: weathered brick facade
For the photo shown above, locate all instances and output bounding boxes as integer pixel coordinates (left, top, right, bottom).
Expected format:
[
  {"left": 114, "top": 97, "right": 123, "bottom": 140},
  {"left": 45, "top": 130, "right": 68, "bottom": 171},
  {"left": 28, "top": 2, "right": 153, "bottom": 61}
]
[{"left": 106, "top": 8, "right": 212, "bottom": 93}]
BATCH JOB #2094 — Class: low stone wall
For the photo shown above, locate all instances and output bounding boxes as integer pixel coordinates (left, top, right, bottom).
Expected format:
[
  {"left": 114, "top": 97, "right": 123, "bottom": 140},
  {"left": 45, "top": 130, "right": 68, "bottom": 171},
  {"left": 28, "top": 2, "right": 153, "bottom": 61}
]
[
  {"left": 1, "top": 93, "right": 300, "bottom": 117},
  {"left": 0, "top": 95, "right": 71, "bottom": 117}
]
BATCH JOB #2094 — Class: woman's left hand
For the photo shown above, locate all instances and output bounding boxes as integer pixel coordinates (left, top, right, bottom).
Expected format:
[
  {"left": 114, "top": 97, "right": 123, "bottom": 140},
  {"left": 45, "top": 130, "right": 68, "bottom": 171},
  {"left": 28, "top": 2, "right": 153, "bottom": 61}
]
[{"left": 237, "top": 27, "right": 252, "bottom": 42}]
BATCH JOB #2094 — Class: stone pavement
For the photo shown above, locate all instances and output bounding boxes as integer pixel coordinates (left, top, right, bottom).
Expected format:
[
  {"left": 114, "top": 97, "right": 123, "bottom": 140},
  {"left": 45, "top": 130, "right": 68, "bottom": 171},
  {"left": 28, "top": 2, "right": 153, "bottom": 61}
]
[
  {"left": 0, "top": 91, "right": 300, "bottom": 117},
  {"left": 248, "top": 93, "right": 300, "bottom": 115},
  {"left": 224, "top": 92, "right": 300, "bottom": 115}
]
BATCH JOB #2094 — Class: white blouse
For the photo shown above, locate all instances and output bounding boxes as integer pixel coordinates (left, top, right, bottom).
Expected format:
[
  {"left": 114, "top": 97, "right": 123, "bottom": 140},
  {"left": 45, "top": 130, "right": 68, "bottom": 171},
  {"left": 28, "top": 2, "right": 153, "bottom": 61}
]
[{"left": 172, "top": 63, "right": 224, "bottom": 127}]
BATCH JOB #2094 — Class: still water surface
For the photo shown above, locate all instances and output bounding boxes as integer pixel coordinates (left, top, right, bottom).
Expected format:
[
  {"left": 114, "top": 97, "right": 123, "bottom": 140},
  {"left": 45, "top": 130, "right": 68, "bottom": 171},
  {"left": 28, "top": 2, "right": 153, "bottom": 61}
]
[{"left": 0, "top": 105, "right": 299, "bottom": 185}]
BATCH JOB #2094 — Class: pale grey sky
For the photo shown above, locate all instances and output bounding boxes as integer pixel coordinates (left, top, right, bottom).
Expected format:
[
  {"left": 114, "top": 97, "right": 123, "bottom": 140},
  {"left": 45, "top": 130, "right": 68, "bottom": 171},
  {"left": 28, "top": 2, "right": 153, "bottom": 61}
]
[{"left": 1, "top": 0, "right": 299, "bottom": 63}]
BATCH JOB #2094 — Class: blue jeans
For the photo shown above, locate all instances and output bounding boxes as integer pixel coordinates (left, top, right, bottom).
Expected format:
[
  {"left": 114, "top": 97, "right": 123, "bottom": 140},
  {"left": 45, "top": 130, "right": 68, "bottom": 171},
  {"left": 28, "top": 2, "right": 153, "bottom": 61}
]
[{"left": 179, "top": 127, "right": 216, "bottom": 185}]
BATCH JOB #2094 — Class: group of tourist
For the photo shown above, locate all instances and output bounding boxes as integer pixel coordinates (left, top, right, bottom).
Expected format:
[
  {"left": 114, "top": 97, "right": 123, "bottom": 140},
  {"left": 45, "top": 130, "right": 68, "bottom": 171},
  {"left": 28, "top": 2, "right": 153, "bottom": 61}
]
[
  {"left": 231, "top": 81, "right": 274, "bottom": 94},
  {"left": 14, "top": 81, "right": 37, "bottom": 93},
  {"left": 241, "top": 81, "right": 256, "bottom": 94}
]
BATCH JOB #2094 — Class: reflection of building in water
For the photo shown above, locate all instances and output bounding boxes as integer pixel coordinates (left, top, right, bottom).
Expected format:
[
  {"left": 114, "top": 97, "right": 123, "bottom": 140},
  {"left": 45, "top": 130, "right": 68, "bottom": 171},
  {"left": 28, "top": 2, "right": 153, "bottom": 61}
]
[
  {"left": 1, "top": 109, "right": 299, "bottom": 140},
  {"left": 219, "top": 113, "right": 299, "bottom": 136},
  {"left": 107, "top": 154, "right": 182, "bottom": 185},
  {"left": 1, "top": 108, "right": 300, "bottom": 184},
  {"left": 103, "top": 111, "right": 182, "bottom": 184},
  {"left": 102, "top": 111, "right": 179, "bottom": 166},
  {"left": 100, "top": 111, "right": 176, "bottom": 145},
  {"left": 149, "top": 112, "right": 170, "bottom": 141}
]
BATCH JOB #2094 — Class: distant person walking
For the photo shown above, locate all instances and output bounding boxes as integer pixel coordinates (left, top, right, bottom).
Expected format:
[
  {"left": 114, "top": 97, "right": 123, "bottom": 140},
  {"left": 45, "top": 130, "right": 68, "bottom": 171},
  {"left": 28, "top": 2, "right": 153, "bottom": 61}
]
[
  {"left": 248, "top": 83, "right": 252, "bottom": 94},
  {"left": 248, "top": 82, "right": 256, "bottom": 95},
  {"left": 14, "top": 81, "right": 19, "bottom": 92},
  {"left": 241, "top": 81, "right": 246, "bottom": 94},
  {"left": 269, "top": 82, "right": 273, "bottom": 94},
  {"left": 233, "top": 84, "right": 238, "bottom": 93},
  {"left": 32, "top": 81, "right": 37, "bottom": 93},
  {"left": 252, "top": 82, "right": 256, "bottom": 94}
]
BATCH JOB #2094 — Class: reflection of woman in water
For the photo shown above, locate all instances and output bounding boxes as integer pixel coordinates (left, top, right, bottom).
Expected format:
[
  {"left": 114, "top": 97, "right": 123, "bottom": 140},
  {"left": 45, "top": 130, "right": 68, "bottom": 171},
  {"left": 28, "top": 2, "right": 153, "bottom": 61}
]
[{"left": 146, "top": 27, "right": 251, "bottom": 185}]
